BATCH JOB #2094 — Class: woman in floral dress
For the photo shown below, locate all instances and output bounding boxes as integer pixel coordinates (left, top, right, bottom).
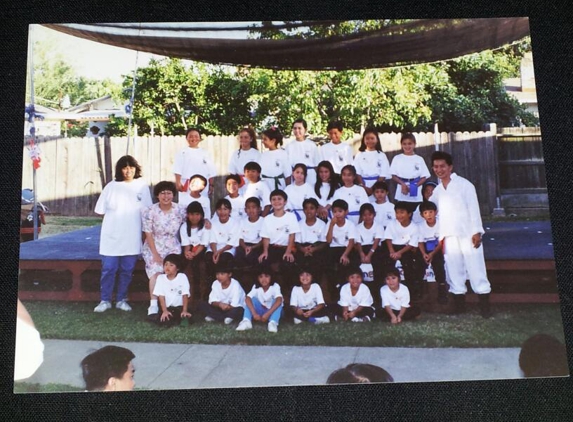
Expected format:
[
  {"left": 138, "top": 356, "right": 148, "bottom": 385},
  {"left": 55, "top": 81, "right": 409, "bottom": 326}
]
[{"left": 142, "top": 180, "right": 186, "bottom": 318}]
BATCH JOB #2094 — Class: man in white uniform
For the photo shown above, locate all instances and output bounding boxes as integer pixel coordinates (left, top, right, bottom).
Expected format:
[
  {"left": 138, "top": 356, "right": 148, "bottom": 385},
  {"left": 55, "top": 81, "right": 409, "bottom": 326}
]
[{"left": 429, "top": 151, "right": 491, "bottom": 318}]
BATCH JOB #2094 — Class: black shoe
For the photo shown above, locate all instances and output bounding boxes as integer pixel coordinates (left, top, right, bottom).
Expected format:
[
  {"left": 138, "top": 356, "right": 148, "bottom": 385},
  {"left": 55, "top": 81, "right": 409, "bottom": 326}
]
[
  {"left": 478, "top": 294, "right": 492, "bottom": 319},
  {"left": 438, "top": 283, "right": 448, "bottom": 305},
  {"left": 452, "top": 294, "right": 466, "bottom": 314}
]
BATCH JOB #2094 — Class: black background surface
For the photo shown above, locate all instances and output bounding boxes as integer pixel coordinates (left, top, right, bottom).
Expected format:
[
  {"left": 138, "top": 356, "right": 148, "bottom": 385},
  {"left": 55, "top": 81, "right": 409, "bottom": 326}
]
[{"left": 1, "top": 1, "right": 572, "bottom": 420}]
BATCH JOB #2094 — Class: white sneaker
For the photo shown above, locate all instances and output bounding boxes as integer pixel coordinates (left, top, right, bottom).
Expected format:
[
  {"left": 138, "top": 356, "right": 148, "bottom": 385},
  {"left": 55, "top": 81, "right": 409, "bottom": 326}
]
[
  {"left": 204, "top": 316, "right": 216, "bottom": 322},
  {"left": 224, "top": 317, "right": 234, "bottom": 325},
  {"left": 351, "top": 317, "right": 363, "bottom": 322},
  {"left": 314, "top": 316, "right": 330, "bottom": 324},
  {"left": 293, "top": 317, "right": 303, "bottom": 325},
  {"left": 147, "top": 304, "right": 159, "bottom": 315},
  {"left": 94, "top": 301, "right": 112, "bottom": 313},
  {"left": 236, "top": 319, "right": 253, "bottom": 331},
  {"left": 268, "top": 321, "right": 278, "bottom": 333},
  {"left": 115, "top": 300, "right": 132, "bottom": 312}
]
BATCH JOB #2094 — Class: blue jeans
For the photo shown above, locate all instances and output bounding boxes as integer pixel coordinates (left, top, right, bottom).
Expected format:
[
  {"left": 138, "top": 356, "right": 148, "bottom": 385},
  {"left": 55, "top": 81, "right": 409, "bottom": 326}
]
[
  {"left": 243, "top": 297, "right": 283, "bottom": 324},
  {"left": 100, "top": 255, "right": 138, "bottom": 302}
]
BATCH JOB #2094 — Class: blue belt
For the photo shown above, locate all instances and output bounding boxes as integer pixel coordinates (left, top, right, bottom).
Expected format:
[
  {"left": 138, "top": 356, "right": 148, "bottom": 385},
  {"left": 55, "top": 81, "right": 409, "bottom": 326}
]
[
  {"left": 362, "top": 175, "right": 379, "bottom": 181},
  {"left": 292, "top": 208, "right": 303, "bottom": 221},
  {"left": 347, "top": 211, "right": 360, "bottom": 219}
]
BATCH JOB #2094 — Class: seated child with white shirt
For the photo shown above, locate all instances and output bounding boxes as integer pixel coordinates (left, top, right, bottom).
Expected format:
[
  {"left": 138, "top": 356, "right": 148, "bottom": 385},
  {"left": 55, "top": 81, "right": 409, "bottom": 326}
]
[
  {"left": 290, "top": 267, "right": 330, "bottom": 325},
  {"left": 236, "top": 266, "right": 284, "bottom": 333},
  {"left": 334, "top": 267, "right": 375, "bottom": 322},
  {"left": 197, "top": 262, "right": 245, "bottom": 325},
  {"left": 379, "top": 267, "right": 421, "bottom": 323},
  {"left": 151, "top": 254, "right": 192, "bottom": 327}
]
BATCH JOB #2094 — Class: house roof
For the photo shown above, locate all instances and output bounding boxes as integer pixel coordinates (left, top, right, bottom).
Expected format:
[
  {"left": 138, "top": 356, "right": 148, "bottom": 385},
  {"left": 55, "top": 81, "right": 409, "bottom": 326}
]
[{"left": 67, "top": 95, "right": 114, "bottom": 112}]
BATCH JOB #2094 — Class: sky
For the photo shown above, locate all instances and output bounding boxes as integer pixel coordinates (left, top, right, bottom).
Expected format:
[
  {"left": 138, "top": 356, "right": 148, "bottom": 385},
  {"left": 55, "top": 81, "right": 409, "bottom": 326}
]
[{"left": 29, "top": 23, "right": 268, "bottom": 83}]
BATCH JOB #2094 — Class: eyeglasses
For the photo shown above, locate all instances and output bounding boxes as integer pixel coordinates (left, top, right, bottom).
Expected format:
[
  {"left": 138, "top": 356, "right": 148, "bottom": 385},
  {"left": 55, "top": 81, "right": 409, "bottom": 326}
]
[{"left": 158, "top": 191, "right": 174, "bottom": 196}]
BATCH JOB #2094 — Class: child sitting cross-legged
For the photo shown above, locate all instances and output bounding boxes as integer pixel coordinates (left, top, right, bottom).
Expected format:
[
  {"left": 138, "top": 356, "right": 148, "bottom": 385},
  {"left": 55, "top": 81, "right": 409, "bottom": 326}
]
[
  {"left": 151, "top": 254, "right": 192, "bottom": 327},
  {"left": 334, "top": 267, "right": 375, "bottom": 322},
  {"left": 290, "top": 267, "right": 330, "bottom": 325},
  {"left": 197, "top": 261, "right": 246, "bottom": 325},
  {"left": 379, "top": 267, "right": 421, "bottom": 323},
  {"left": 236, "top": 267, "right": 284, "bottom": 333}
]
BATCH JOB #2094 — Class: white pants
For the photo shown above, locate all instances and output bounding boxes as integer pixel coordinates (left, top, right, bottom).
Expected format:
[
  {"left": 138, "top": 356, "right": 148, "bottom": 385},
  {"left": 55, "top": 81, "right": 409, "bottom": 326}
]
[{"left": 444, "top": 236, "right": 491, "bottom": 295}]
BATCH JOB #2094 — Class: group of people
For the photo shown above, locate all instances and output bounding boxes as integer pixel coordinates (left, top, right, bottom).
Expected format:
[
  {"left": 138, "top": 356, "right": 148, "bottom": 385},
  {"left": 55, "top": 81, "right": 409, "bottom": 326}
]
[{"left": 93, "top": 118, "right": 493, "bottom": 333}]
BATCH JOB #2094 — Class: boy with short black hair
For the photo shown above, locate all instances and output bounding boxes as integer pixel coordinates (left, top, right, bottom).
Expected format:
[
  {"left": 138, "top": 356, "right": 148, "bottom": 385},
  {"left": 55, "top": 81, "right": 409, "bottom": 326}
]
[
  {"left": 320, "top": 120, "right": 353, "bottom": 173},
  {"left": 235, "top": 196, "right": 265, "bottom": 291},
  {"left": 417, "top": 201, "right": 448, "bottom": 304},
  {"left": 178, "top": 174, "right": 212, "bottom": 220},
  {"left": 258, "top": 189, "right": 301, "bottom": 293},
  {"left": 325, "top": 199, "right": 359, "bottom": 301},
  {"left": 334, "top": 267, "right": 375, "bottom": 322},
  {"left": 197, "top": 263, "right": 245, "bottom": 325},
  {"left": 295, "top": 198, "right": 328, "bottom": 278},
  {"left": 379, "top": 267, "right": 421, "bottom": 323},
  {"left": 224, "top": 174, "right": 246, "bottom": 220},
  {"left": 151, "top": 254, "right": 192, "bottom": 327},
  {"left": 370, "top": 181, "right": 395, "bottom": 230},
  {"left": 384, "top": 201, "right": 423, "bottom": 300},
  {"left": 242, "top": 161, "right": 272, "bottom": 216}
]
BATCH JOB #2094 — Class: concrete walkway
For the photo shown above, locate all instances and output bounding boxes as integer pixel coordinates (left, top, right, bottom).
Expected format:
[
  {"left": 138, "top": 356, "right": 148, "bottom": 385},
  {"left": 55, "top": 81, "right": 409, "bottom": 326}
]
[{"left": 22, "top": 340, "right": 523, "bottom": 390}]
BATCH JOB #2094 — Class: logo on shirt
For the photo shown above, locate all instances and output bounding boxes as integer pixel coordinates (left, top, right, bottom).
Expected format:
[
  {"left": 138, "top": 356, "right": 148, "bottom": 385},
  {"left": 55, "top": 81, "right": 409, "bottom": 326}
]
[
  {"left": 305, "top": 151, "right": 310, "bottom": 159},
  {"left": 415, "top": 163, "right": 420, "bottom": 171},
  {"left": 338, "top": 152, "right": 343, "bottom": 162},
  {"left": 137, "top": 193, "right": 142, "bottom": 202},
  {"left": 203, "top": 158, "right": 207, "bottom": 165},
  {"left": 275, "top": 160, "right": 280, "bottom": 167},
  {"left": 355, "top": 196, "right": 361, "bottom": 205},
  {"left": 377, "top": 160, "right": 382, "bottom": 168}
]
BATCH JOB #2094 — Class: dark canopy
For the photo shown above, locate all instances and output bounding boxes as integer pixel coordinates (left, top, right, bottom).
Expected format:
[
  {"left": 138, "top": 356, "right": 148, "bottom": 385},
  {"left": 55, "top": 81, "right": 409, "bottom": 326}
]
[{"left": 44, "top": 18, "right": 529, "bottom": 70}]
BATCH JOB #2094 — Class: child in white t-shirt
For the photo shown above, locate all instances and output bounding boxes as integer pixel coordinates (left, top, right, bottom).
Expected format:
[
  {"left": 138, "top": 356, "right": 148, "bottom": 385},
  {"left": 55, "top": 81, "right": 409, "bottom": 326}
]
[
  {"left": 173, "top": 128, "right": 216, "bottom": 197},
  {"left": 205, "top": 198, "right": 240, "bottom": 282},
  {"left": 198, "top": 264, "right": 246, "bottom": 324},
  {"left": 286, "top": 118, "right": 319, "bottom": 185},
  {"left": 180, "top": 201, "right": 209, "bottom": 301},
  {"left": 284, "top": 163, "right": 318, "bottom": 221},
  {"left": 331, "top": 165, "right": 369, "bottom": 224},
  {"left": 412, "top": 181, "right": 438, "bottom": 225},
  {"left": 228, "top": 127, "right": 261, "bottom": 177},
  {"left": 290, "top": 268, "right": 330, "bottom": 324},
  {"left": 370, "top": 181, "right": 395, "bottom": 230},
  {"left": 235, "top": 197, "right": 265, "bottom": 291},
  {"left": 319, "top": 121, "right": 353, "bottom": 174},
  {"left": 152, "top": 254, "right": 192, "bottom": 327},
  {"left": 242, "top": 161, "right": 272, "bottom": 217},
  {"left": 385, "top": 201, "right": 423, "bottom": 301},
  {"left": 260, "top": 126, "right": 292, "bottom": 191},
  {"left": 325, "top": 199, "right": 360, "bottom": 302},
  {"left": 295, "top": 198, "right": 328, "bottom": 279},
  {"left": 335, "top": 267, "right": 375, "bottom": 322},
  {"left": 379, "top": 267, "right": 421, "bottom": 323},
  {"left": 390, "top": 133, "right": 430, "bottom": 214},
  {"left": 177, "top": 174, "right": 212, "bottom": 225},
  {"left": 314, "top": 160, "right": 341, "bottom": 221},
  {"left": 219, "top": 174, "right": 246, "bottom": 221},
  {"left": 353, "top": 127, "right": 391, "bottom": 196},
  {"left": 236, "top": 267, "right": 284, "bottom": 333}
]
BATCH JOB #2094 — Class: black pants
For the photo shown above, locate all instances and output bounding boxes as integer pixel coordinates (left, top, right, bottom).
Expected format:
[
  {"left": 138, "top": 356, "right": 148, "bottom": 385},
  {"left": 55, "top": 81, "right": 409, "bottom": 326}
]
[
  {"left": 360, "top": 244, "right": 392, "bottom": 307},
  {"left": 288, "top": 305, "right": 330, "bottom": 322},
  {"left": 392, "top": 244, "right": 424, "bottom": 298},
  {"left": 378, "top": 306, "right": 421, "bottom": 321},
  {"left": 294, "top": 243, "right": 328, "bottom": 280},
  {"left": 197, "top": 301, "right": 244, "bottom": 322},
  {"left": 326, "top": 247, "right": 360, "bottom": 302},
  {"left": 182, "top": 251, "right": 208, "bottom": 301},
  {"left": 426, "top": 249, "right": 446, "bottom": 285},
  {"left": 332, "top": 304, "right": 375, "bottom": 319},
  {"left": 205, "top": 251, "right": 235, "bottom": 282},
  {"left": 155, "top": 306, "right": 188, "bottom": 327},
  {"left": 259, "top": 245, "right": 298, "bottom": 294}
]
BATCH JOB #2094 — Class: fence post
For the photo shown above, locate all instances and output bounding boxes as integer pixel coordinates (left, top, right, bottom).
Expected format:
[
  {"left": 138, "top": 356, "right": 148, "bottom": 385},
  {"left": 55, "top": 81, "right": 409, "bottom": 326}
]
[{"left": 488, "top": 123, "right": 506, "bottom": 216}]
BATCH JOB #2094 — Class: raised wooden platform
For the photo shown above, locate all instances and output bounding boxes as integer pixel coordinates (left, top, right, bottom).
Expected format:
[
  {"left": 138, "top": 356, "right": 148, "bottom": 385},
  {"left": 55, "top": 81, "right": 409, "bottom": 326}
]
[{"left": 18, "top": 221, "right": 560, "bottom": 303}]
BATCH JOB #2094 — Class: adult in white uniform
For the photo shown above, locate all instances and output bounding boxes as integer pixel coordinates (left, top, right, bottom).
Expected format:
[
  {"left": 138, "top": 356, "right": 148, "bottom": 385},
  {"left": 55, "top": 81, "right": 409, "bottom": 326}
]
[
  {"left": 429, "top": 151, "right": 491, "bottom": 318},
  {"left": 94, "top": 155, "right": 152, "bottom": 313},
  {"left": 285, "top": 119, "right": 319, "bottom": 185},
  {"left": 173, "top": 128, "right": 217, "bottom": 198}
]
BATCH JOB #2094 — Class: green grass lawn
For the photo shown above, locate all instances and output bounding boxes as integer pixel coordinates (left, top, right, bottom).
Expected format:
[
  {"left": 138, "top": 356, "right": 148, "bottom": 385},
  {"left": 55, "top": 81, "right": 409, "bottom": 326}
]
[
  {"left": 14, "top": 382, "right": 83, "bottom": 394},
  {"left": 39, "top": 216, "right": 101, "bottom": 238},
  {"left": 23, "top": 301, "right": 566, "bottom": 348}
]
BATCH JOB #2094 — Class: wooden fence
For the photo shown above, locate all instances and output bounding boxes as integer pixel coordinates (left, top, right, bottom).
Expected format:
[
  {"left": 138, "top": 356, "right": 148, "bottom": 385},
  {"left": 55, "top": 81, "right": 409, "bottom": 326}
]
[{"left": 23, "top": 129, "right": 507, "bottom": 216}]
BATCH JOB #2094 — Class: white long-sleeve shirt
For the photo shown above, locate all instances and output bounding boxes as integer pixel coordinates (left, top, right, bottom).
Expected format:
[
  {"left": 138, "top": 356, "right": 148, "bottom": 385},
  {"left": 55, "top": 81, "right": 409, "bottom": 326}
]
[{"left": 429, "top": 173, "right": 484, "bottom": 239}]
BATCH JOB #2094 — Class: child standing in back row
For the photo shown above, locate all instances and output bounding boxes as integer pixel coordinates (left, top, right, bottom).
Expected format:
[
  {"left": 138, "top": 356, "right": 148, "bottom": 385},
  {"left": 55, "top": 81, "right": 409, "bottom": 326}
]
[
  {"left": 353, "top": 127, "right": 391, "bottom": 196},
  {"left": 320, "top": 121, "right": 354, "bottom": 174},
  {"left": 390, "top": 133, "right": 430, "bottom": 214}
]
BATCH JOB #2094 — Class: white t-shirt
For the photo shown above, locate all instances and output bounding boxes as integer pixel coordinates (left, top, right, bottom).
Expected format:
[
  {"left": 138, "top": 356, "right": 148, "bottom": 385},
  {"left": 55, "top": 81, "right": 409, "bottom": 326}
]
[
  {"left": 248, "top": 283, "right": 283, "bottom": 309},
  {"left": 95, "top": 178, "right": 152, "bottom": 256},
  {"left": 172, "top": 146, "right": 217, "bottom": 197},
  {"left": 390, "top": 153, "right": 431, "bottom": 202},
  {"left": 417, "top": 220, "right": 441, "bottom": 248},
  {"left": 290, "top": 284, "right": 325, "bottom": 309},
  {"left": 429, "top": 173, "right": 484, "bottom": 239},
  {"left": 260, "top": 149, "right": 292, "bottom": 191},
  {"left": 384, "top": 219, "right": 418, "bottom": 247},
  {"left": 210, "top": 195, "right": 247, "bottom": 221},
  {"left": 153, "top": 273, "right": 191, "bottom": 308},
  {"left": 178, "top": 195, "right": 211, "bottom": 219},
  {"left": 319, "top": 141, "right": 354, "bottom": 174},
  {"left": 371, "top": 200, "right": 396, "bottom": 229},
  {"left": 239, "top": 217, "right": 264, "bottom": 244},
  {"left": 331, "top": 185, "right": 369, "bottom": 224},
  {"left": 353, "top": 150, "right": 391, "bottom": 187},
  {"left": 296, "top": 218, "right": 327, "bottom": 244},
  {"left": 284, "top": 183, "right": 318, "bottom": 213},
  {"left": 260, "top": 212, "right": 301, "bottom": 246},
  {"left": 316, "top": 181, "right": 338, "bottom": 207},
  {"left": 285, "top": 138, "right": 319, "bottom": 184},
  {"left": 241, "top": 180, "right": 271, "bottom": 208},
  {"left": 338, "top": 283, "right": 374, "bottom": 311},
  {"left": 329, "top": 219, "right": 357, "bottom": 248},
  {"left": 228, "top": 148, "right": 261, "bottom": 175},
  {"left": 208, "top": 278, "right": 246, "bottom": 307},
  {"left": 380, "top": 284, "right": 411, "bottom": 310},
  {"left": 207, "top": 217, "right": 240, "bottom": 254},
  {"left": 179, "top": 223, "right": 209, "bottom": 248},
  {"left": 356, "top": 222, "right": 385, "bottom": 247}
]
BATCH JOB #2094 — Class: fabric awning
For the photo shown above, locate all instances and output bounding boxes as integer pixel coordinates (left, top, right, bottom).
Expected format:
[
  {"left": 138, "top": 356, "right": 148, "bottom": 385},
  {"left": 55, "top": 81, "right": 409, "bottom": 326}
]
[{"left": 44, "top": 18, "right": 530, "bottom": 70}]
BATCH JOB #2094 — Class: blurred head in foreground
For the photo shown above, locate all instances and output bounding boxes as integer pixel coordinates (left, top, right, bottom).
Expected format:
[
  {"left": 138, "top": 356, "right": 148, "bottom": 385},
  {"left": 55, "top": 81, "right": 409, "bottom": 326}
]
[
  {"left": 81, "top": 345, "right": 136, "bottom": 391},
  {"left": 519, "top": 334, "right": 569, "bottom": 378},
  {"left": 327, "top": 363, "right": 394, "bottom": 384}
]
